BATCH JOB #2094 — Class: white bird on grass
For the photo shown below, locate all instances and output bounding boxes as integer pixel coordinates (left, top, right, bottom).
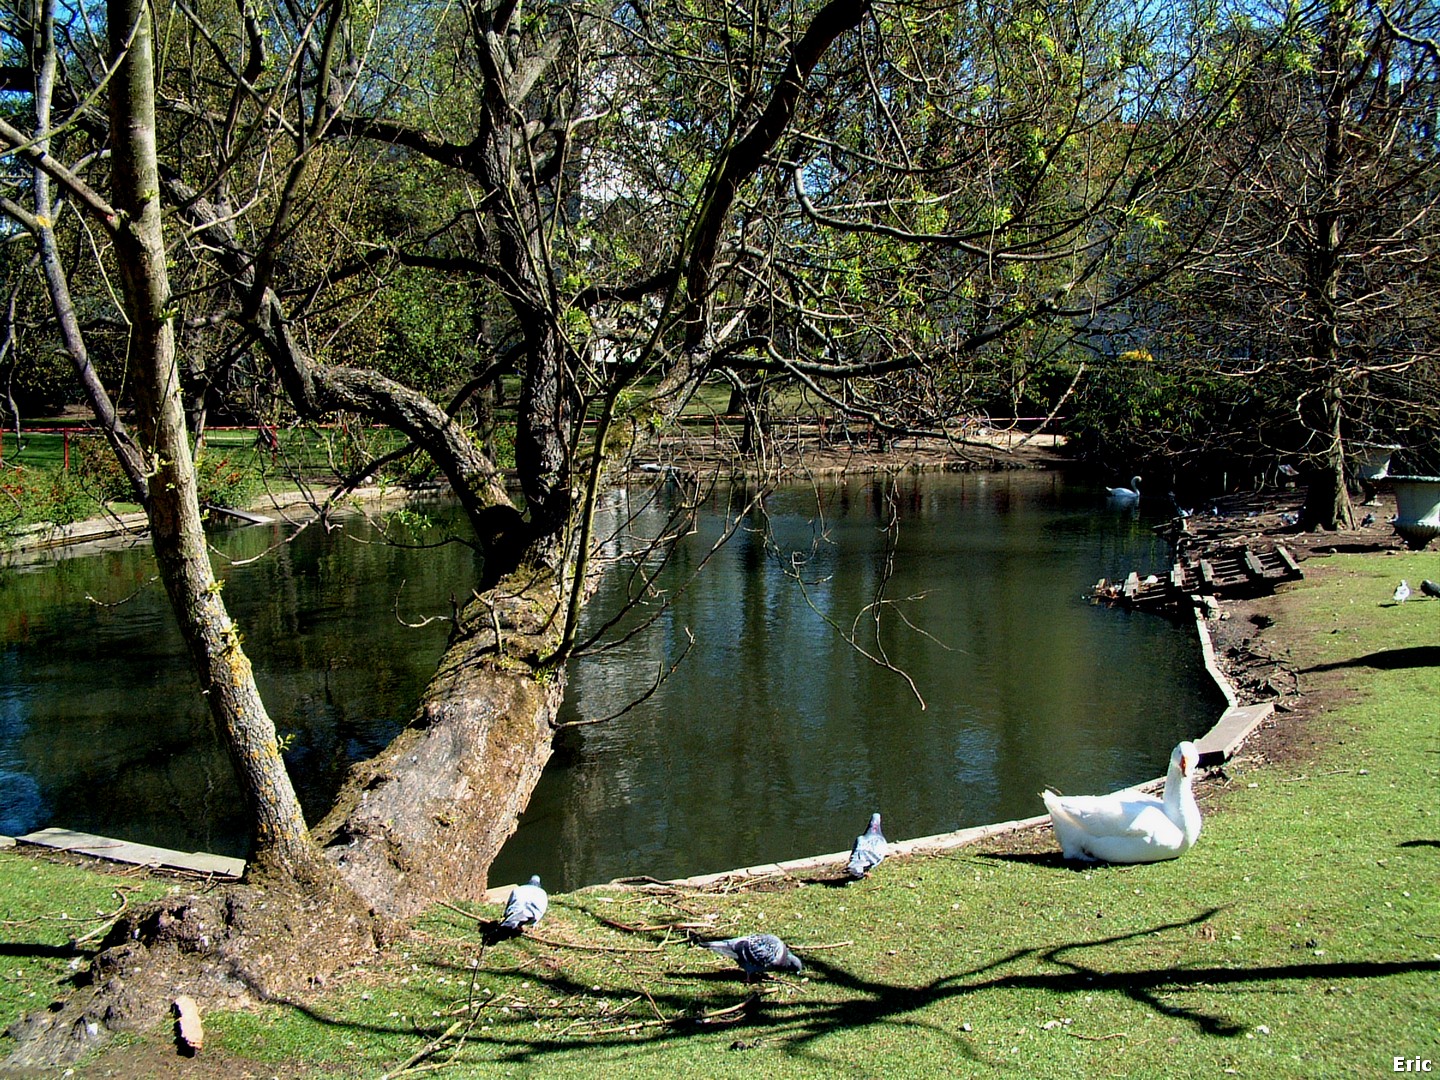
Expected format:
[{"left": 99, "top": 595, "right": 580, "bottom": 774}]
[
  {"left": 1041, "top": 742, "right": 1202, "bottom": 864},
  {"left": 1394, "top": 580, "right": 1411, "bottom": 604},
  {"left": 500, "top": 875, "right": 548, "bottom": 930}
]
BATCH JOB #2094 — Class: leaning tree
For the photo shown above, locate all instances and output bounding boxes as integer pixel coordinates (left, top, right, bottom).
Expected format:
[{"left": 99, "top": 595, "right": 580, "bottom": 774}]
[{"left": 2, "top": 0, "right": 1261, "bottom": 924}]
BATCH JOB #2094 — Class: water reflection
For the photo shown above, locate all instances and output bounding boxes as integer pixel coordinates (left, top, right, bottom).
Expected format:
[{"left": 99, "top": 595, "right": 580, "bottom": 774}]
[
  {"left": 489, "top": 471, "right": 1221, "bottom": 891},
  {"left": 0, "top": 508, "right": 473, "bottom": 855},
  {"left": 0, "top": 472, "right": 1220, "bottom": 891}
]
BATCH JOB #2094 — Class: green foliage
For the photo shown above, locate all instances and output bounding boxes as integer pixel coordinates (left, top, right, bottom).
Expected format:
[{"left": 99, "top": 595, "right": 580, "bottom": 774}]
[
  {"left": 1064, "top": 351, "right": 1265, "bottom": 479},
  {"left": 0, "top": 466, "right": 106, "bottom": 536},
  {"left": 69, "top": 437, "right": 134, "bottom": 503},
  {"left": 194, "top": 452, "right": 262, "bottom": 510}
]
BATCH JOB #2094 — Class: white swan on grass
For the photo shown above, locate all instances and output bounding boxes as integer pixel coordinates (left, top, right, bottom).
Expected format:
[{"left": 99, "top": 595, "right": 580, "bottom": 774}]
[{"left": 1041, "top": 741, "right": 1202, "bottom": 864}]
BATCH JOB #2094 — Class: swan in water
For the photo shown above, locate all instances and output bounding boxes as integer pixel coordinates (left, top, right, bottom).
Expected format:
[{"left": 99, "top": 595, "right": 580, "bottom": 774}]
[
  {"left": 1105, "top": 476, "right": 1142, "bottom": 503},
  {"left": 1041, "top": 741, "right": 1202, "bottom": 863}
]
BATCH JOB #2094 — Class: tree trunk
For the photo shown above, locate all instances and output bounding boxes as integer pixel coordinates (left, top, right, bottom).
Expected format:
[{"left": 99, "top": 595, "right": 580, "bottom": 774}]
[
  {"left": 1302, "top": 380, "right": 1355, "bottom": 531},
  {"left": 27, "top": 0, "right": 149, "bottom": 504},
  {"left": 106, "top": 0, "right": 326, "bottom": 882}
]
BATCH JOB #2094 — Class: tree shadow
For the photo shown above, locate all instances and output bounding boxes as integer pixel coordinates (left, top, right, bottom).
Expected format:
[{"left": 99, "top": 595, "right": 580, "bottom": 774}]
[
  {"left": 0, "top": 941, "right": 79, "bottom": 960},
  {"left": 269, "top": 906, "right": 1440, "bottom": 1069},
  {"left": 974, "top": 851, "right": 1087, "bottom": 871},
  {"left": 1303, "top": 646, "right": 1440, "bottom": 672}
]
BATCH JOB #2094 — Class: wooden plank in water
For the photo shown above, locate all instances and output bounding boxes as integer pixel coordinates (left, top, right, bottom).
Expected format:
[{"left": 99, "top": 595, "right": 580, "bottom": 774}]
[
  {"left": 1195, "top": 703, "right": 1275, "bottom": 767},
  {"left": 205, "top": 505, "right": 274, "bottom": 525},
  {"left": 17, "top": 828, "right": 245, "bottom": 879}
]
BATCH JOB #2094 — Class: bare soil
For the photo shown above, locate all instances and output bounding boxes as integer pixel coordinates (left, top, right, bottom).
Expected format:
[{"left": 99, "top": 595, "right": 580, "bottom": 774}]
[{"left": 3, "top": 443, "right": 1409, "bottom": 1077}]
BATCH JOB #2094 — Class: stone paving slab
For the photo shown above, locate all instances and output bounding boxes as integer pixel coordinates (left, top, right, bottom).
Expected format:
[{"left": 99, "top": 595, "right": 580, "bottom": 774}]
[
  {"left": 16, "top": 827, "right": 245, "bottom": 878},
  {"left": 1195, "top": 703, "right": 1276, "bottom": 767}
]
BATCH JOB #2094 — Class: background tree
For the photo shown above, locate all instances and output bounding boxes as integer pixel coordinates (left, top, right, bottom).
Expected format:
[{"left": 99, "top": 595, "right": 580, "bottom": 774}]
[{"left": 1107, "top": 0, "right": 1440, "bottom": 523}]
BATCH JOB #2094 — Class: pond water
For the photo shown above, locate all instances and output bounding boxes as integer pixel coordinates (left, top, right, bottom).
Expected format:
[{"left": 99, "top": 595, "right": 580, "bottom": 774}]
[{"left": 0, "top": 470, "right": 1222, "bottom": 891}]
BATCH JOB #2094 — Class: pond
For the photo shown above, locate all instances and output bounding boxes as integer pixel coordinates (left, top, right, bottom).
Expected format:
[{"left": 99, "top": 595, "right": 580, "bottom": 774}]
[{"left": 0, "top": 470, "right": 1222, "bottom": 892}]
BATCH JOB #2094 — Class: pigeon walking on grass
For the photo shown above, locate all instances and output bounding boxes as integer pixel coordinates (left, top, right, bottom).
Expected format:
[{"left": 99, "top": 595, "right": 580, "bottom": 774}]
[
  {"left": 1393, "top": 580, "right": 1411, "bottom": 604},
  {"left": 700, "top": 933, "right": 803, "bottom": 982},
  {"left": 500, "top": 875, "right": 548, "bottom": 930},
  {"left": 1422, "top": 580, "right": 1440, "bottom": 600},
  {"left": 846, "top": 812, "right": 888, "bottom": 880}
]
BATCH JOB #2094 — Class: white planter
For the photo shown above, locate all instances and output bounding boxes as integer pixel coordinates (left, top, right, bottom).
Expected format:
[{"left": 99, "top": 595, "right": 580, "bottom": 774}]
[
  {"left": 1389, "top": 475, "right": 1440, "bottom": 549},
  {"left": 1353, "top": 443, "right": 1400, "bottom": 481}
]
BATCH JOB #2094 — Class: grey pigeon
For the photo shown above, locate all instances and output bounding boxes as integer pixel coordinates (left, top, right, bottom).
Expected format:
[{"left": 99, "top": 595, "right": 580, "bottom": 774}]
[
  {"left": 1422, "top": 580, "right": 1440, "bottom": 599},
  {"left": 847, "top": 812, "right": 887, "bottom": 879},
  {"left": 1394, "top": 580, "right": 1411, "bottom": 604},
  {"left": 701, "top": 933, "right": 803, "bottom": 981},
  {"left": 500, "top": 875, "right": 548, "bottom": 929}
]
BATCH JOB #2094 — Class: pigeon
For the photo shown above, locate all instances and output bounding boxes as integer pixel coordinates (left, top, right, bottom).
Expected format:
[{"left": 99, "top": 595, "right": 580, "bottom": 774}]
[
  {"left": 1393, "top": 580, "right": 1411, "bottom": 604},
  {"left": 500, "top": 875, "right": 548, "bottom": 930},
  {"left": 1422, "top": 580, "right": 1440, "bottom": 599},
  {"left": 1360, "top": 513, "right": 1375, "bottom": 528},
  {"left": 847, "top": 812, "right": 888, "bottom": 879},
  {"left": 700, "top": 933, "right": 803, "bottom": 981}
]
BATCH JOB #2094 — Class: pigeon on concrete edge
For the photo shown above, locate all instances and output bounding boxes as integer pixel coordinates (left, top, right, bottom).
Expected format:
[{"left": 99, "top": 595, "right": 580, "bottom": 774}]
[{"left": 847, "top": 812, "right": 887, "bottom": 879}]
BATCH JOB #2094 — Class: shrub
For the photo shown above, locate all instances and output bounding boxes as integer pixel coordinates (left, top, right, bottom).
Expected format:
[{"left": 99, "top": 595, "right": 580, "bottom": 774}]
[
  {"left": 195, "top": 452, "right": 262, "bottom": 509},
  {"left": 69, "top": 436, "right": 135, "bottom": 503}
]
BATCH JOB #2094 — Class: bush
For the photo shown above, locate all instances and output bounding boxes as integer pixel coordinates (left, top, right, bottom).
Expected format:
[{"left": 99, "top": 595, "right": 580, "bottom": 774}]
[
  {"left": 69, "top": 436, "right": 136, "bottom": 503},
  {"left": 195, "top": 452, "right": 262, "bottom": 509},
  {"left": 0, "top": 467, "right": 106, "bottom": 538}
]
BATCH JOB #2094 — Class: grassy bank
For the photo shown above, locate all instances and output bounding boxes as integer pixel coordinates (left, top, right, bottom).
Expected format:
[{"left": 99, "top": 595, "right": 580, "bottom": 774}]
[{"left": 2, "top": 551, "right": 1437, "bottom": 1076}]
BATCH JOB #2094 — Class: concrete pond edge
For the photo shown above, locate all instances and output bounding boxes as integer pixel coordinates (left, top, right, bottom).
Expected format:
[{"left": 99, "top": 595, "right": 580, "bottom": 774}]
[{"left": 483, "top": 600, "right": 1276, "bottom": 904}]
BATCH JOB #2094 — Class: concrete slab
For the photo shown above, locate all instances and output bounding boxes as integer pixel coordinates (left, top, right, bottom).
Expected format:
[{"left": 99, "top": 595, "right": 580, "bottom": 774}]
[
  {"left": 17, "top": 827, "right": 245, "bottom": 879},
  {"left": 1195, "top": 703, "right": 1275, "bottom": 767}
]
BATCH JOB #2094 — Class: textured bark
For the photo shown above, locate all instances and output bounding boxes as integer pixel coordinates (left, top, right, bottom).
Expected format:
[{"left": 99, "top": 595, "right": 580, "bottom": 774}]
[
  {"left": 106, "top": 0, "right": 326, "bottom": 882},
  {"left": 314, "top": 571, "right": 567, "bottom": 921}
]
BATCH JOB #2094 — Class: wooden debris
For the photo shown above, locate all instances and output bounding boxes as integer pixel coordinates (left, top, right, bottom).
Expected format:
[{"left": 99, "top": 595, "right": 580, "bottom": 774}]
[
  {"left": 1093, "top": 546, "right": 1302, "bottom": 612},
  {"left": 173, "top": 995, "right": 203, "bottom": 1055}
]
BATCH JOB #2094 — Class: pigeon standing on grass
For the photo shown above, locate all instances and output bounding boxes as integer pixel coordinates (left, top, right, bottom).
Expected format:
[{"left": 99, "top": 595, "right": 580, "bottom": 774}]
[
  {"left": 847, "top": 812, "right": 888, "bottom": 879},
  {"left": 1422, "top": 580, "right": 1440, "bottom": 600},
  {"left": 500, "top": 875, "right": 548, "bottom": 930},
  {"left": 1393, "top": 580, "right": 1411, "bottom": 604},
  {"left": 700, "top": 934, "right": 803, "bottom": 982}
]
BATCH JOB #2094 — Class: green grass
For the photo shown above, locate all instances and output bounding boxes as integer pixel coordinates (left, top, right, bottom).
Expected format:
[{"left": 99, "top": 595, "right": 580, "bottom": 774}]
[
  {"left": 3, "top": 557, "right": 1435, "bottom": 1077},
  {"left": 0, "top": 854, "right": 172, "bottom": 1026},
  {"left": 211, "top": 552, "right": 1439, "bottom": 1077}
]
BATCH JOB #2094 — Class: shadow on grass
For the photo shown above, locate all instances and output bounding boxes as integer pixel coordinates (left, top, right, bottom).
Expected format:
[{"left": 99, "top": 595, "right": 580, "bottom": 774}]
[
  {"left": 1303, "top": 646, "right": 1440, "bottom": 672},
  {"left": 973, "top": 851, "right": 1085, "bottom": 871},
  {"left": 260, "top": 908, "right": 1440, "bottom": 1070},
  {"left": 0, "top": 942, "right": 78, "bottom": 960}
]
